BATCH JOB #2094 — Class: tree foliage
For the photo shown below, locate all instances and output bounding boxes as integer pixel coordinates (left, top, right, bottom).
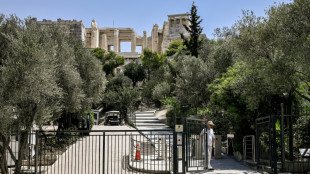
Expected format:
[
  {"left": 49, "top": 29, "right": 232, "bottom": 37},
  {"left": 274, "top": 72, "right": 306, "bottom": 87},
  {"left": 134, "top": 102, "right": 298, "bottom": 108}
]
[
  {"left": 181, "top": 2, "right": 203, "bottom": 58},
  {"left": 141, "top": 49, "right": 166, "bottom": 80},
  {"left": 0, "top": 16, "right": 106, "bottom": 173},
  {"left": 173, "top": 55, "right": 211, "bottom": 113},
  {"left": 165, "top": 40, "right": 183, "bottom": 57},
  {"left": 124, "top": 62, "right": 146, "bottom": 88},
  {"left": 204, "top": 0, "right": 310, "bottom": 151},
  {"left": 91, "top": 48, "right": 125, "bottom": 76},
  {"left": 102, "top": 73, "right": 140, "bottom": 119},
  {"left": 152, "top": 82, "right": 171, "bottom": 101}
]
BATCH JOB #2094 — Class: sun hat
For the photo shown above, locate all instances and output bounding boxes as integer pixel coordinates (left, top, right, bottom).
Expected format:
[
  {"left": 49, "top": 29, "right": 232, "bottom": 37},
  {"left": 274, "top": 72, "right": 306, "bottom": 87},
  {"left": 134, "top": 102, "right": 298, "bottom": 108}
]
[{"left": 207, "top": 121, "right": 215, "bottom": 126}]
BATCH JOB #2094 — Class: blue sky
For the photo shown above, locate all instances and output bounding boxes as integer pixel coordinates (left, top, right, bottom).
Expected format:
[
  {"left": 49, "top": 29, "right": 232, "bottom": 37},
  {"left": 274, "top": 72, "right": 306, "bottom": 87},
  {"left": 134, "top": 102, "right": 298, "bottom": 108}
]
[{"left": 0, "top": 0, "right": 291, "bottom": 52}]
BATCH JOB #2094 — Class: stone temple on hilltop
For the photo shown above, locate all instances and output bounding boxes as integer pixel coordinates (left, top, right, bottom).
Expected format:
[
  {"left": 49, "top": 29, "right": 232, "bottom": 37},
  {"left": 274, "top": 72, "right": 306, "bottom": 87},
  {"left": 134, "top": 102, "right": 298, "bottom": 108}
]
[{"left": 33, "top": 13, "right": 192, "bottom": 63}]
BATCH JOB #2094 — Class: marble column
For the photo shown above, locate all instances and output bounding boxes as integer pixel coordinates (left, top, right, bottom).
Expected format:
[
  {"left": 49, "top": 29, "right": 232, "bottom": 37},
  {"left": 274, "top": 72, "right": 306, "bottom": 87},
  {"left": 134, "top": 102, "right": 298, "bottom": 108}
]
[
  {"left": 180, "top": 17, "right": 183, "bottom": 33},
  {"left": 131, "top": 31, "right": 136, "bottom": 52},
  {"left": 113, "top": 29, "right": 119, "bottom": 52},
  {"left": 91, "top": 30, "right": 97, "bottom": 48},
  {"left": 91, "top": 20, "right": 99, "bottom": 48},
  {"left": 152, "top": 24, "right": 158, "bottom": 52},
  {"left": 170, "top": 19, "right": 173, "bottom": 34},
  {"left": 173, "top": 18, "right": 176, "bottom": 34},
  {"left": 142, "top": 30, "right": 147, "bottom": 53},
  {"left": 101, "top": 34, "right": 108, "bottom": 51},
  {"left": 118, "top": 41, "right": 121, "bottom": 52}
]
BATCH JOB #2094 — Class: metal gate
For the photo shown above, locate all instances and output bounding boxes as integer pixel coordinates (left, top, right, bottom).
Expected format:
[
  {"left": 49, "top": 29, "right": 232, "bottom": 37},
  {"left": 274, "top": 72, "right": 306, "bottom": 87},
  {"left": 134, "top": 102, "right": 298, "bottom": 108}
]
[
  {"left": 184, "top": 118, "right": 208, "bottom": 172},
  {"left": 4, "top": 122, "right": 213, "bottom": 174},
  {"left": 256, "top": 114, "right": 310, "bottom": 174},
  {"left": 15, "top": 129, "right": 174, "bottom": 174}
]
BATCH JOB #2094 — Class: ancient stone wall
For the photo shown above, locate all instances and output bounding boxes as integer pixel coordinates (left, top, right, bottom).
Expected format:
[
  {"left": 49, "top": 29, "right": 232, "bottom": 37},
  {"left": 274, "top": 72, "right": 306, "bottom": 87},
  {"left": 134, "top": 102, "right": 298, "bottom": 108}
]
[{"left": 35, "top": 13, "right": 192, "bottom": 54}]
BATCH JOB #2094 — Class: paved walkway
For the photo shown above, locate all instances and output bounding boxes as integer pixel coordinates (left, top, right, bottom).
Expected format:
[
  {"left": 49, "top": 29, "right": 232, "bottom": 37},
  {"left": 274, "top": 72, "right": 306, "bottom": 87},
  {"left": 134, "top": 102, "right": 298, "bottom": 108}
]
[
  {"left": 35, "top": 124, "right": 261, "bottom": 174},
  {"left": 133, "top": 109, "right": 261, "bottom": 174},
  {"left": 39, "top": 125, "right": 137, "bottom": 174},
  {"left": 187, "top": 155, "right": 261, "bottom": 174}
]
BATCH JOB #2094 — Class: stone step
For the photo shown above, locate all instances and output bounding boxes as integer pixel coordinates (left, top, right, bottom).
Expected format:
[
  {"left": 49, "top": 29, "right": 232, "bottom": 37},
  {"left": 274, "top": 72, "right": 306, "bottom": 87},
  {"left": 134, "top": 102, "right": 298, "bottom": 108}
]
[
  {"left": 135, "top": 110, "right": 156, "bottom": 114},
  {"left": 137, "top": 127, "right": 170, "bottom": 130},
  {"left": 135, "top": 123, "right": 167, "bottom": 127},
  {"left": 135, "top": 117, "right": 157, "bottom": 120},
  {"left": 143, "top": 132, "right": 173, "bottom": 136},
  {"left": 135, "top": 120, "right": 162, "bottom": 123},
  {"left": 135, "top": 113, "right": 154, "bottom": 117}
]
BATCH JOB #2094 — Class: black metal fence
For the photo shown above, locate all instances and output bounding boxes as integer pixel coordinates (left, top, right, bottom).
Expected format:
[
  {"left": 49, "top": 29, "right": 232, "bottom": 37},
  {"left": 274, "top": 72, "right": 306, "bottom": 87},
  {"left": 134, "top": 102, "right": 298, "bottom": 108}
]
[
  {"left": 2, "top": 118, "right": 225, "bottom": 174},
  {"left": 185, "top": 118, "right": 208, "bottom": 172},
  {"left": 256, "top": 114, "right": 310, "bottom": 173},
  {"left": 3, "top": 130, "right": 175, "bottom": 174}
]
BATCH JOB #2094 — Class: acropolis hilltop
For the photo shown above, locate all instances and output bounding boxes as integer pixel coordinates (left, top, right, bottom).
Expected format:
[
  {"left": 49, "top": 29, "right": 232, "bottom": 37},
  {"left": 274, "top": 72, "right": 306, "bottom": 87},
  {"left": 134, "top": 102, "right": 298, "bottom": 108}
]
[{"left": 32, "top": 13, "right": 199, "bottom": 61}]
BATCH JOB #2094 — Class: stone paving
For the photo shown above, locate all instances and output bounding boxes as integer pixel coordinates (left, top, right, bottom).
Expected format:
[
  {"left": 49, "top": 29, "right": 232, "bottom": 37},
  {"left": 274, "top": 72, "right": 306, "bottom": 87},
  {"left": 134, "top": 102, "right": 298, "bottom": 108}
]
[
  {"left": 199, "top": 155, "right": 261, "bottom": 174},
  {"left": 133, "top": 109, "right": 261, "bottom": 174},
  {"left": 36, "top": 125, "right": 137, "bottom": 174}
]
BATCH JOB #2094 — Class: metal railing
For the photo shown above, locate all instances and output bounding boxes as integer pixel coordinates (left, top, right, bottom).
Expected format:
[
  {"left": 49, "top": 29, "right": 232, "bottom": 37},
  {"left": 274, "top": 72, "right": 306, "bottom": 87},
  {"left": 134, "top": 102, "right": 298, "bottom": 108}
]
[
  {"left": 256, "top": 114, "right": 310, "bottom": 173},
  {"left": 2, "top": 129, "right": 174, "bottom": 174}
]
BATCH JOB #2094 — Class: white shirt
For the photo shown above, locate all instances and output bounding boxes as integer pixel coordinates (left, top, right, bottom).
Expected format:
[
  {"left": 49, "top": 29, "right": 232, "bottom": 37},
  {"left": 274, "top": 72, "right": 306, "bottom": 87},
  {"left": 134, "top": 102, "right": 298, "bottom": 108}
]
[{"left": 200, "top": 128, "right": 215, "bottom": 147}]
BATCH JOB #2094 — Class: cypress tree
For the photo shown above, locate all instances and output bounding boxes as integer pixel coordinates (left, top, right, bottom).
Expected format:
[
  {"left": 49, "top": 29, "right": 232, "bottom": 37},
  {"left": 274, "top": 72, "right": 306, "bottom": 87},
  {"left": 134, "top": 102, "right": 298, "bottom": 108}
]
[{"left": 181, "top": 2, "right": 203, "bottom": 58}]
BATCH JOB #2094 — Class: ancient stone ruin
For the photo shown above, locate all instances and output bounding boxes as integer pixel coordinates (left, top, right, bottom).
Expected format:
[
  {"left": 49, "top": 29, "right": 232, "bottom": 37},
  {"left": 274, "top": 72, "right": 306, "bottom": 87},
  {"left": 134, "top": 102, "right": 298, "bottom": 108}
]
[{"left": 32, "top": 13, "right": 191, "bottom": 62}]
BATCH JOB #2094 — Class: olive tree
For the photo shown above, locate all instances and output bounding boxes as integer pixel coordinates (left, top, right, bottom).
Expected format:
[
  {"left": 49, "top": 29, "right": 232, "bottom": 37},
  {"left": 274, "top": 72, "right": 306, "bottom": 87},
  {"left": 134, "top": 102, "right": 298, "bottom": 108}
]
[
  {"left": 173, "top": 55, "right": 211, "bottom": 114},
  {"left": 0, "top": 16, "right": 106, "bottom": 173},
  {"left": 124, "top": 62, "right": 146, "bottom": 88},
  {"left": 0, "top": 20, "right": 62, "bottom": 174}
]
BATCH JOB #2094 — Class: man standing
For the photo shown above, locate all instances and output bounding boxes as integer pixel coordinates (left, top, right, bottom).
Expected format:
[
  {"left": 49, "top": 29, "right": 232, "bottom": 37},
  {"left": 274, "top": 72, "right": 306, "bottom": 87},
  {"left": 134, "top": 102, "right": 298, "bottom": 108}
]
[{"left": 200, "top": 121, "right": 215, "bottom": 170}]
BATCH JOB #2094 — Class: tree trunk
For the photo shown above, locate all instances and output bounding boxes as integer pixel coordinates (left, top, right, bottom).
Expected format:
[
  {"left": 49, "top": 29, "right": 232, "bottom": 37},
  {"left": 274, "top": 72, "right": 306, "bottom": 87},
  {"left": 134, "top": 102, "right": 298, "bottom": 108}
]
[
  {"left": 288, "top": 91, "right": 293, "bottom": 161},
  {"left": 0, "top": 131, "right": 9, "bottom": 174},
  {"left": 0, "top": 144, "right": 8, "bottom": 174},
  {"left": 14, "top": 130, "right": 29, "bottom": 174},
  {"left": 147, "top": 69, "right": 150, "bottom": 81}
]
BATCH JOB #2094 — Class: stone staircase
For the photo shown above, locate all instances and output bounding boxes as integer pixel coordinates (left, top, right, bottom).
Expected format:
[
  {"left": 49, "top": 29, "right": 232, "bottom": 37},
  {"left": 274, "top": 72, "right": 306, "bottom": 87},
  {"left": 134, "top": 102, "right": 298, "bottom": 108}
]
[
  {"left": 132, "top": 110, "right": 173, "bottom": 169},
  {"left": 134, "top": 110, "right": 170, "bottom": 130}
]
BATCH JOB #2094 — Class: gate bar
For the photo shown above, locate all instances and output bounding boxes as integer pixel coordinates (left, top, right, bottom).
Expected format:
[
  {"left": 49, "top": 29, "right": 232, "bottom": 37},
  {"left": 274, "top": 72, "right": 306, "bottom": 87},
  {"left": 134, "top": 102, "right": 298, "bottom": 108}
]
[{"left": 281, "top": 103, "right": 285, "bottom": 172}]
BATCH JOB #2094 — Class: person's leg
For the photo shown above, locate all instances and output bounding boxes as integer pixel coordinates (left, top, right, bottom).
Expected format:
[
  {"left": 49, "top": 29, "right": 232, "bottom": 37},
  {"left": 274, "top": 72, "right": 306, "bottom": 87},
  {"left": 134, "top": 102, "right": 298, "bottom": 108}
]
[
  {"left": 203, "top": 141, "right": 206, "bottom": 168},
  {"left": 208, "top": 146, "right": 213, "bottom": 169}
]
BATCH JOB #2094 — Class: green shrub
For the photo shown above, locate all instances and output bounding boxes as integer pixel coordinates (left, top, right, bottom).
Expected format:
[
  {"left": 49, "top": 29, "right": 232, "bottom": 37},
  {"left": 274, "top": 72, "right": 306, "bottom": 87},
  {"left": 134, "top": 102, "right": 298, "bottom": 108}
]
[
  {"left": 152, "top": 82, "right": 171, "bottom": 101},
  {"left": 166, "top": 108, "right": 174, "bottom": 127},
  {"left": 84, "top": 109, "right": 95, "bottom": 129},
  {"left": 165, "top": 107, "right": 194, "bottom": 128}
]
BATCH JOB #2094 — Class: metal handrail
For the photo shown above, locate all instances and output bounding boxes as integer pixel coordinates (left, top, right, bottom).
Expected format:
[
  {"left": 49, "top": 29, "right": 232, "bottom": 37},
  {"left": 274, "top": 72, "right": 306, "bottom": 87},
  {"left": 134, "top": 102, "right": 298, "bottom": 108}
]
[{"left": 36, "top": 129, "right": 173, "bottom": 133}]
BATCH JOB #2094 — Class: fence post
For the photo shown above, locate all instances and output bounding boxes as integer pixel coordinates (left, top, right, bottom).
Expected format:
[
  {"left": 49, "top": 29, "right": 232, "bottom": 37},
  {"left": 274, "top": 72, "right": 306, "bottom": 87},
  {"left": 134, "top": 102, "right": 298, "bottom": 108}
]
[
  {"left": 173, "top": 131, "right": 178, "bottom": 173},
  {"left": 185, "top": 118, "right": 188, "bottom": 172},
  {"left": 252, "top": 136, "right": 255, "bottom": 162},
  {"left": 281, "top": 103, "right": 285, "bottom": 172},
  {"left": 182, "top": 131, "right": 186, "bottom": 173},
  {"left": 34, "top": 131, "right": 39, "bottom": 174},
  {"left": 173, "top": 108, "right": 178, "bottom": 174},
  {"left": 243, "top": 136, "right": 245, "bottom": 160},
  {"left": 103, "top": 132, "right": 105, "bottom": 174},
  {"left": 255, "top": 119, "right": 259, "bottom": 164},
  {"left": 272, "top": 116, "right": 278, "bottom": 174},
  {"left": 205, "top": 122, "right": 208, "bottom": 169}
]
